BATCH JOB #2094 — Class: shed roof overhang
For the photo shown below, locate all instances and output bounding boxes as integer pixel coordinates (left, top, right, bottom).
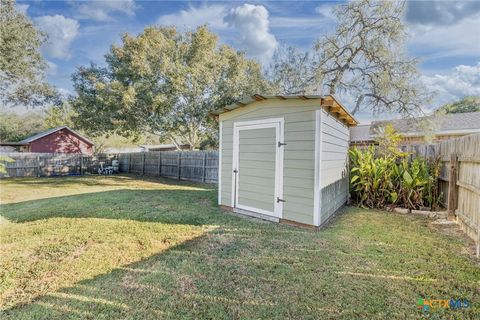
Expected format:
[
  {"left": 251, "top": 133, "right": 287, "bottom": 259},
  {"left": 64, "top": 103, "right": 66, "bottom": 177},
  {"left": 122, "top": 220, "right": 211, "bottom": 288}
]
[{"left": 210, "top": 94, "right": 358, "bottom": 127}]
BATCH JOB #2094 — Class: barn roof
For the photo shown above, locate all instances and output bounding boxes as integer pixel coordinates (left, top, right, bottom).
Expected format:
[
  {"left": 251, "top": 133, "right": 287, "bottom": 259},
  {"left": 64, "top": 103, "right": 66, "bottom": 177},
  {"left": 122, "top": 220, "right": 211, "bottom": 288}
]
[
  {"left": 211, "top": 94, "right": 358, "bottom": 127},
  {"left": 19, "top": 126, "right": 95, "bottom": 145}
]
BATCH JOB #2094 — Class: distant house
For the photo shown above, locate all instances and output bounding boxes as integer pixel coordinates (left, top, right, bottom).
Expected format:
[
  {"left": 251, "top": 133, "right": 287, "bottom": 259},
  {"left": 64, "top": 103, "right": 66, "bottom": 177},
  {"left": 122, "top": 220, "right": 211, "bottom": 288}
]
[
  {"left": 350, "top": 112, "right": 480, "bottom": 147},
  {"left": 0, "top": 126, "right": 94, "bottom": 155}
]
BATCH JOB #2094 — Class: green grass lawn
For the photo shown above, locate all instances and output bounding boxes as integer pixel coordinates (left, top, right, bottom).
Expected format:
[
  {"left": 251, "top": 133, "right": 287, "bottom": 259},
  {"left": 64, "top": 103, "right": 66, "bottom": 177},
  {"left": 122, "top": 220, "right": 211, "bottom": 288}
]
[{"left": 0, "top": 175, "right": 478, "bottom": 319}]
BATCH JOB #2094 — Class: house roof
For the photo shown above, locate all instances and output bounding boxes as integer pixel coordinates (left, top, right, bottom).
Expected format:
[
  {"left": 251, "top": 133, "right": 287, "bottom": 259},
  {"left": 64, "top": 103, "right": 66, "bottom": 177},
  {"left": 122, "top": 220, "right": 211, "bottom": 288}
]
[
  {"left": 19, "top": 126, "right": 95, "bottom": 145},
  {"left": 211, "top": 94, "right": 358, "bottom": 127},
  {"left": 350, "top": 112, "right": 480, "bottom": 142},
  {"left": 373, "top": 112, "right": 480, "bottom": 134},
  {"left": 349, "top": 125, "right": 373, "bottom": 142}
]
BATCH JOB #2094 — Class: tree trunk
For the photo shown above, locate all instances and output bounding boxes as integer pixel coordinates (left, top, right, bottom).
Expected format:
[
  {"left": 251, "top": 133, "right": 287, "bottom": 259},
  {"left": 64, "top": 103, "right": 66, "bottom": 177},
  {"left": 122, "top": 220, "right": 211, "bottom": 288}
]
[
  {"left": 169, "top": 135, "right": 182, "bottom": 151},
  {"left": 351, "top": 94, "right": 365, "bottom": 115}
]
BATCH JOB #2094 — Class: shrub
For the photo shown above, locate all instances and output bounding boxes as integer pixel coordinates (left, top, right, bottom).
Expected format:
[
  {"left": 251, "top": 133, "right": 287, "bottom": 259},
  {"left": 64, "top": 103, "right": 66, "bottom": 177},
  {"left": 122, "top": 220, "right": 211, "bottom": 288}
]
[{"left": 349, "top": 147, "right": 442, "bottom": 210}]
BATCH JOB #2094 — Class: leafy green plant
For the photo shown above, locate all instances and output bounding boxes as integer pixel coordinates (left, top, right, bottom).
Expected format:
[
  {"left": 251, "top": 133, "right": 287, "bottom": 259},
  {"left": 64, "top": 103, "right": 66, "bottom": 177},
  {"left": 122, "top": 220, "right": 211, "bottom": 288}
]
[
  {"left": 0, "top": 155, "right": 14, "bottom": 174},
  {"left": 349, "top": 147, "right": 397, "bottom": 208},
  {"left": 349, "top": 147, "right": 442, "bottom": 210}
]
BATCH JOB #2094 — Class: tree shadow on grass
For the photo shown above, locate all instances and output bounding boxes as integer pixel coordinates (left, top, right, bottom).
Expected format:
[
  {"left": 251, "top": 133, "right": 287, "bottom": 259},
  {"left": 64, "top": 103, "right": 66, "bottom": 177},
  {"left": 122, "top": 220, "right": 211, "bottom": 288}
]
[
  {"left": 0, "top": 189, "right": 225, "bottom": 226},
  {"left": 1, "top": 174, "right": 211, "bottom": 189},
  {"left": 4, "top": 212, "right": 478, "bottom": 320},
  {"left": 1, "top": 224, "right": 326, "bottom": 320}
]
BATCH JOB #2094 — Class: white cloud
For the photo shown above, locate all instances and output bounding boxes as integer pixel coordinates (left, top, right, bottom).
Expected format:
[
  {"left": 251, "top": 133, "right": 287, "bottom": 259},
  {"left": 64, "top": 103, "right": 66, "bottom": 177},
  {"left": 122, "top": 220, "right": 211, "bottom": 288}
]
[
  {"left": 46, "top": 61, "right": 57, "bottom": 76},
  {"left": 15, "top": 3, "right": 29, "bottom": 14},
  {"left": 422, "top": 62, "right": 480, "bottom": 109},
  {"left": 408, "top": 13, "right": 480, "bottom": 59},
  {"left": 34, "top": 15, "right": 80, "bottom": 60},
  {"left": 73, "top": 0, "right": 137, "bottom": 22},
  {"left": 57, "top": 87, "right": 72, "bottom": 98},
  {"left": 314, "top": 4, "right": 336, "bottom": 20},
  {"left": 406, "top": 1, "right": 480, "bottom": 26},
  {"left": 224, "top": 4, "right": 278, "bottom": 63},
  {"left": 156, "top": 4, "right": 227, "bottom": 30}
]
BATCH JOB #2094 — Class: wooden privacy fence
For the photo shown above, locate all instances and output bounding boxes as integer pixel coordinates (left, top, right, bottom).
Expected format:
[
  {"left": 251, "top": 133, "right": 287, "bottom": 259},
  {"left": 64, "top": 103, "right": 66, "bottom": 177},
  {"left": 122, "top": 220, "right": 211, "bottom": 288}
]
[
  {"left": 117, "top": 151, "right": 218, "bottom": 183},
  {"left": 439, "top": 134, "right": 480, "bottom": 256},
  {"left": 0, "top": 153, "right": 117, "bottom": 178},
  {"left": 410, "top": 134, "right": 480, "bottom": 256},
  {"left": 1, "top": 151, "right": 219, "bottom": 183}
]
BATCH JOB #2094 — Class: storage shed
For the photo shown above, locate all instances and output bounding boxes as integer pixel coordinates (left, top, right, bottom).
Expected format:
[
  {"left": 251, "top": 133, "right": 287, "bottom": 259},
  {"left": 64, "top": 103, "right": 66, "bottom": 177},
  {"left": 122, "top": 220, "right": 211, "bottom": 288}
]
[{"left": 211, "top": 95, "right": 358, "bottom": 228}]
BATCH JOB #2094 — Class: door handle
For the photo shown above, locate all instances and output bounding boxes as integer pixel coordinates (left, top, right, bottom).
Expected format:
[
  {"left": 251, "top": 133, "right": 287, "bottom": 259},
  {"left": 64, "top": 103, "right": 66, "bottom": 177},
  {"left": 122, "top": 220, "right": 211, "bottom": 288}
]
[
  {"left": 233, "top": 169, "right": 238, "bottom": 173},
  {"left": 277, "top": 197, "right": 286, "bottom": 203},
  {"left": 278, "top": 142, "right": 287, "bottom": 147}
]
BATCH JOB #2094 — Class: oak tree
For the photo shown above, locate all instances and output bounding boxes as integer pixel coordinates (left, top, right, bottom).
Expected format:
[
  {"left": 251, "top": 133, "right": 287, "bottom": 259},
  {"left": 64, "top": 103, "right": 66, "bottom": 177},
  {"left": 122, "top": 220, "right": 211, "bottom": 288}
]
[
  {"left": 315, "top": 0, "right": 428, "bottom": 116},
  {"left": 71, "top": 26, "right": 268, "bottom": 149},
  {"left": 0, "top": 0, "right": 57, "bottom": 107}
]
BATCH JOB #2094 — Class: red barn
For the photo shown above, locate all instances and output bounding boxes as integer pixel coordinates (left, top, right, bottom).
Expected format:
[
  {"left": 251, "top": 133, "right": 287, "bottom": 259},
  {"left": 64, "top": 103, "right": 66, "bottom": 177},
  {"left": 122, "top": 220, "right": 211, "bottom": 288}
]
[{"left": 1, "top": 126, "right": 94, "bottom": 155}]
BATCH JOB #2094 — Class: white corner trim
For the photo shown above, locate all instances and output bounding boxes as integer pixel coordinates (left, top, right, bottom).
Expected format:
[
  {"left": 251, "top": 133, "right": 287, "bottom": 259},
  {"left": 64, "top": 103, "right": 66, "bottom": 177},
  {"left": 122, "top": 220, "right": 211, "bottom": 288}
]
[
  {"left": 276, "top": 118, "right": 285, "bottom": 219},
  {"left": 218, "top": 121, "right": 223, "bottom": 205},
  {"left": 231, "top": 124, "right": 237, "bottom": 207},
  {"left": 313, "top": 109, "right": 322, "bottom": 226}
]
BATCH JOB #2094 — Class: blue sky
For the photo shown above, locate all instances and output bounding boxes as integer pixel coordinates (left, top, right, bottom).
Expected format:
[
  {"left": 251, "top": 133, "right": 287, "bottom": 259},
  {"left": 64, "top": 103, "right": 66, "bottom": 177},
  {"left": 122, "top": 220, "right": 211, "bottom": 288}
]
[{"left": 16, "top": 0, "right": 480, "bottom": 122}]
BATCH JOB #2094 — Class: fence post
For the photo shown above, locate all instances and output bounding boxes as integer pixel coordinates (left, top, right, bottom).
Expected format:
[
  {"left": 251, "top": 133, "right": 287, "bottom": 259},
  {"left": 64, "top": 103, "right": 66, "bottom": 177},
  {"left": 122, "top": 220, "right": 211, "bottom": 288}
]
[
  {"left": 79, "top": 154, "right": 83, "bottom": 175},
  {"left": 36, "top": 155, "right": 41, "bottom": 177},
  {"left": 128, "top": 153, "right": 132, "bottom": 173},
  {"left": 142, "top": 152, "right": 146, "bottom": 175},
  {"left": 447, "top": 153, "right": 458, "bottom": 219},
  {"left": 178, "top": 152, "right": 181, "bottom": 180},
  {"left": 158, "top": 152, "right": 162, "bottom": 177},
  {"left": 202, "top": 152, "right": 207, "bottom": 183}
]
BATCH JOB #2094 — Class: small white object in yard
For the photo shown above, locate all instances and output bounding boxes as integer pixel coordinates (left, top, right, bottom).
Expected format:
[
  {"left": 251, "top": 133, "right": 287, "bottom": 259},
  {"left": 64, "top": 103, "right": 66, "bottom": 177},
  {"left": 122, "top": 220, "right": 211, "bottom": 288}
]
[
  {"left": 411, "top": 210, "right": 431, "bottom": 217},
  {"left": 112, "top": 160, "right": 119, "bottom": 173},
  {"left": 432, "top": 219, "right": 457, "bottom": 225},
  {"left": 97, "top": 162, "right": 115, "bottom": 175},
  {"left": 394, "top": 207, "right": 410, "bottom": 214}
]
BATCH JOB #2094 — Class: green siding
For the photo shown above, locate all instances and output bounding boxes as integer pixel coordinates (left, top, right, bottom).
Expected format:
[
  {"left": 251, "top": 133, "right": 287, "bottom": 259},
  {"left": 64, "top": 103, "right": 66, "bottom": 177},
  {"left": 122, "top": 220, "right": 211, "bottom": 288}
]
[
  {"left": 319, "top": 109, "right": 350, "bottom": 224},
  {"left": 220, "top": 100, "right": 317, "bottom": 225}
]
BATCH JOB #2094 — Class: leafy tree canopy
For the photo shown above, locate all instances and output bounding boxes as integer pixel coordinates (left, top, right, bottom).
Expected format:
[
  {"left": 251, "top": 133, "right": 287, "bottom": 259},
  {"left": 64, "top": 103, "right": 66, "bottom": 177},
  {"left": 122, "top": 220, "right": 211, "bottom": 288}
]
[
  {"left": 435, "top": 96, "right": 480, "bottom": 114},
  {"left": 0, "top": 0, "right": 58, "bottom": 107},
  {"left": 0, "top": 110, "right": 48, "bottom": 142},
  {"left": 71, "top": 26, "right": 268, "bottom": 149},
  {"left": 267, "top": 0, "right": 429, "bottom": 117}
]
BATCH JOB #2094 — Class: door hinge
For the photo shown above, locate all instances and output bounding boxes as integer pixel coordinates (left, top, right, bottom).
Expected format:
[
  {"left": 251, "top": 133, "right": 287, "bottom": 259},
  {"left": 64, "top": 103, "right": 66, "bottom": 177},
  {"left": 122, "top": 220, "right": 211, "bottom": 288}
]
[
  {"left": 277, "top": 197, "right": 286, "bottom": 203},
  {"left": 278, "top": 141, "right": 287, "bottom": 147}
]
